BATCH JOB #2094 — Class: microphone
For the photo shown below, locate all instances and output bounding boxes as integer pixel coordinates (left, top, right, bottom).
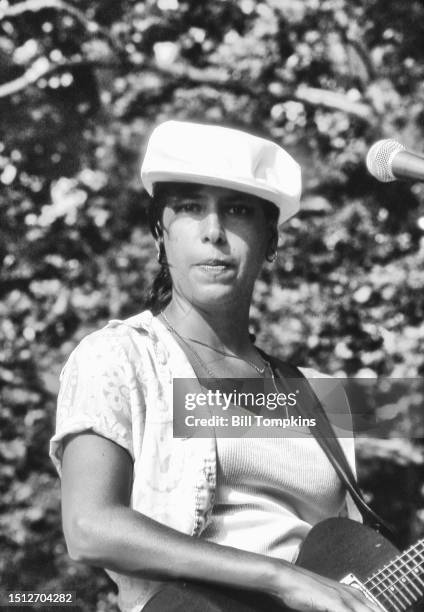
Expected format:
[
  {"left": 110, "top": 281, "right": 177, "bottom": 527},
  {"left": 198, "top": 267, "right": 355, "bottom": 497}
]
[{"left": 366, "top": 139, "right": 424, "bottom": 183}]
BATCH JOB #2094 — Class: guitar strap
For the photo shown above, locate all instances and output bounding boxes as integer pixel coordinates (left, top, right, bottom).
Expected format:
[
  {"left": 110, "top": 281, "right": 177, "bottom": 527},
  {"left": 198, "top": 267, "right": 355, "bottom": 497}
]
[{"left": 263, "top": 354, "right": 394, "bottom": 538}]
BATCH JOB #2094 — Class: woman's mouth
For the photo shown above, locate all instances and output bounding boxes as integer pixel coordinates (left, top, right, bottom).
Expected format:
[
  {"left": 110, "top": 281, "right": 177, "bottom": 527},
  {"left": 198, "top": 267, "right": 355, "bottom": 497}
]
[
  {"left": 199, "top": 264, "right": 230, "bottom": 271},
  {"left": 195, "top": 260, "right": 236, "bottom": 276}
]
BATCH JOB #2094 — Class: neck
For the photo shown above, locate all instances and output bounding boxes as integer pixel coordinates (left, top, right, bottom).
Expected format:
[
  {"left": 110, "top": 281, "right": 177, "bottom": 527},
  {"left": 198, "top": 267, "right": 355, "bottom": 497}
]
[{"left": 162, "top": 296, "right": 253, "bottom": 355}]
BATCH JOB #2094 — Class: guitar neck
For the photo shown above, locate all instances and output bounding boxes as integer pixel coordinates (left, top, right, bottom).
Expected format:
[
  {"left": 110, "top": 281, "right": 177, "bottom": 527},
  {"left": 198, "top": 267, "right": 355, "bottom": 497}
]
[{"left": 364, "top": 539, "right": 424, "bottom": 611}]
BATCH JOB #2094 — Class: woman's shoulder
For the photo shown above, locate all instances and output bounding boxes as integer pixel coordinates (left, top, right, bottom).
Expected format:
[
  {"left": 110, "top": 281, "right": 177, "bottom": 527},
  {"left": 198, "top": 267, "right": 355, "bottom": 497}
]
[{"left": 65, "top": 310, "right": 155, "bottom": 366}]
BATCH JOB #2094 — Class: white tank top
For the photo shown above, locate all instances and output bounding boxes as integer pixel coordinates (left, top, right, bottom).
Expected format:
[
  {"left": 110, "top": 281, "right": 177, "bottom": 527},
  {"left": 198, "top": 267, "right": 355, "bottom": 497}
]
[{"left": 201, "top": 432, "right": 351, "bottom": 562}]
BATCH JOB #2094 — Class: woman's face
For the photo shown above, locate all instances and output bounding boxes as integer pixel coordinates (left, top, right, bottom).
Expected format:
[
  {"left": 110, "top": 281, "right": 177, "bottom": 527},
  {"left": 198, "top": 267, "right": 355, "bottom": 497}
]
[{"left": 159, "top": 184, "right": 276, "bottom": 309}]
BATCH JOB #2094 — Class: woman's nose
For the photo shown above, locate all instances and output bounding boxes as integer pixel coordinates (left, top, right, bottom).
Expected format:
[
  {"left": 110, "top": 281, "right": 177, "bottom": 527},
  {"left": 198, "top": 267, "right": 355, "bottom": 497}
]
[{"left": 201, "top": 212, "right": 226, "bottom": 244}]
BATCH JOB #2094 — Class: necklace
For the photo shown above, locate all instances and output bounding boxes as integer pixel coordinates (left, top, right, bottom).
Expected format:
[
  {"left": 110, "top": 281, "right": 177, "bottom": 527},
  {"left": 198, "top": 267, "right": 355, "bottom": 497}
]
[
  {"left": 160, "top": 311, "right": 267, "bottom": 376},
  {"left": 160, "top": 311, "right": 289, "bottom": 419}
]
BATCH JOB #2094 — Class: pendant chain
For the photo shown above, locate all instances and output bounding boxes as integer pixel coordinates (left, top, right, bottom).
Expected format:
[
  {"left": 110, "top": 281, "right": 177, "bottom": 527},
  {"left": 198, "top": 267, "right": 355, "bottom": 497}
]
[
  {"left": 160, "top": 311, "right": 267, "bottom": 377},
  {"left": 160, "top": 311, "right": 288, "bottom": 416}
]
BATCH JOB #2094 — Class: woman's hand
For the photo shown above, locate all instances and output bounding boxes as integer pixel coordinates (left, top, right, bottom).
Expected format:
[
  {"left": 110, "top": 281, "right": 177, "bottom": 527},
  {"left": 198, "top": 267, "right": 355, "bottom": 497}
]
[{"left": 269, "top": 563, "right": 382, "bottom": 612}]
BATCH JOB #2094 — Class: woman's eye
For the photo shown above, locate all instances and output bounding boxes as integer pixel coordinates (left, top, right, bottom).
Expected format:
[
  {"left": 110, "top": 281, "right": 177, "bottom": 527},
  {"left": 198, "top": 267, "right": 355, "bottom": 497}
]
[
  {"left": 174, "top": 202, "right": 201, "bottom": 213},
  {"left": 227, "top": 204, "right": 251, "bottom": 216}
]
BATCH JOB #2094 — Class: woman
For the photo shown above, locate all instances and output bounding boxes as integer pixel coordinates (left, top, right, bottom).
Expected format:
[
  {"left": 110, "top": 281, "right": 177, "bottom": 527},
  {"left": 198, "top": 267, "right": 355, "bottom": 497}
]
[{"left": 50, "top": 121, "right": 379, "bottom": 612}]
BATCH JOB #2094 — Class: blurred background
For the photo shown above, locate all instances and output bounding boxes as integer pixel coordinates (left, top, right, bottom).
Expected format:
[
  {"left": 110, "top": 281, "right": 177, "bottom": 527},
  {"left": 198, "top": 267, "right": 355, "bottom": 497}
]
[{"left": 1, "top": 0, "right": 424, "bottom": 609}]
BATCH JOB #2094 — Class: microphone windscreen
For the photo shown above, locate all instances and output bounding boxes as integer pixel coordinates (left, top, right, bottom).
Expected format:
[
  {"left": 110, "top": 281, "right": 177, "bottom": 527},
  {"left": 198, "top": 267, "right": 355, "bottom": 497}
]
[{"left": 366, "top": 139, "right": 406, "bottom": 182}]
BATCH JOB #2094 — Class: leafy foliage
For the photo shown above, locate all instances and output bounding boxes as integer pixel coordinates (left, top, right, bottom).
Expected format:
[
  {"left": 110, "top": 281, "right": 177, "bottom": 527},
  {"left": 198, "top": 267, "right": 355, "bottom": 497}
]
[{"left": 1, "top": 1, "right": 423, "bottom": 609}]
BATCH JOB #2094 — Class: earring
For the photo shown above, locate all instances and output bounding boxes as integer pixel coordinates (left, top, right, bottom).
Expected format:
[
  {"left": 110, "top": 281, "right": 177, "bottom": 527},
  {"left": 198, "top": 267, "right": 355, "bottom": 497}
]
[{"left": 266, "top": 251, "right": 278, "bottom": 263}]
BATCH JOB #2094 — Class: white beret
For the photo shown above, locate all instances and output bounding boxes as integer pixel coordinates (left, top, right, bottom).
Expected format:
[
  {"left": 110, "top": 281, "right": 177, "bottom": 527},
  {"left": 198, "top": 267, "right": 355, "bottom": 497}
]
[{"left": 140, "top": 120, "right": 301, "bottom": 227}]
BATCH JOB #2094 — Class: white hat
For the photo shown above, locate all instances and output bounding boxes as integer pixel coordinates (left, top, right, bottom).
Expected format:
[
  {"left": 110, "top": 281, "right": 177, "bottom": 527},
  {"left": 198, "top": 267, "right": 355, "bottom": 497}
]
[{"left": 140, "top": 120, "right": 301, "bottom": 227}]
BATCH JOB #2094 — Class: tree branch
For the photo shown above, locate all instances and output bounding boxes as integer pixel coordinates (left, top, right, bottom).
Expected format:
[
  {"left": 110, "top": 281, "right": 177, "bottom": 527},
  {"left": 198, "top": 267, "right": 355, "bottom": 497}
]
[
  {"left": 0, "top": 58, "right": 48, "bottom": 98},
  {"left": 0, "top": 56, "right": 121, "bottom": 98},
  {"left": 0, "top": 0, "right": 124, "bottom": 56},
  {"left": 152, "top": 62, "right": 375, "bottom": 123},
  {"left": 293, "top": 85, "right": 373, "bottom": 122},
  {"left": 0, "top": 53, "right": 375, "bottom": 124},
  {"left": 0, "top": 1, "right": 376, "bottom": 122},
  {"left": 1, "top": 0, "right": 86, "bottom": 21}
]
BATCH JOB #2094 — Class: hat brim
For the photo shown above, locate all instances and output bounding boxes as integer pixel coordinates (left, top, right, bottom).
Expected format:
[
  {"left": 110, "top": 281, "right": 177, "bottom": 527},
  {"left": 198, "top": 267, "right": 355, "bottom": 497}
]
[{"left": 142, "top": 170, "right": 300, "bottom": 227}]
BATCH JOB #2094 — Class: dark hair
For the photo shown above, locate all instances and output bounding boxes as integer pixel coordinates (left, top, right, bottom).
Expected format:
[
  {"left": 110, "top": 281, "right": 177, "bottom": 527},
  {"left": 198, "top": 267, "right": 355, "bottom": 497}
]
[
  {"left": 145, "top": 183, "right": 173, "bottom": 315},
  {"left": 145, "top": 182, "right": 279, "bottom": 315}
]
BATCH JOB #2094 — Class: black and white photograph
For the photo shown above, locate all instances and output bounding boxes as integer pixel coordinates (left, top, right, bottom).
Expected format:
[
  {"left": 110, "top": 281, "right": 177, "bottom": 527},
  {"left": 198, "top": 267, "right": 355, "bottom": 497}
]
[{"left": 1, "top": 1, "right": 424, "bottom": 611}]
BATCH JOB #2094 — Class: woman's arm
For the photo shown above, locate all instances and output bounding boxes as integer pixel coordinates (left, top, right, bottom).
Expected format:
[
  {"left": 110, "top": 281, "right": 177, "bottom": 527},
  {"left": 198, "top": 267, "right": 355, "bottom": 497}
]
[{"left": 61, "top": 432, "right": 380, "bottom": 612}]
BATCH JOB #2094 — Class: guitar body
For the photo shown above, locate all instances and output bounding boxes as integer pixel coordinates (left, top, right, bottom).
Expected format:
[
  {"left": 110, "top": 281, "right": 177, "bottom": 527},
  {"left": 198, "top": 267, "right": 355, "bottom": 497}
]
[
  {"left": 296, "top": 517, "right": 400, "bottom": 582},
  {"left": 143, "top": 518, "right": 423, "bottom": 612}
]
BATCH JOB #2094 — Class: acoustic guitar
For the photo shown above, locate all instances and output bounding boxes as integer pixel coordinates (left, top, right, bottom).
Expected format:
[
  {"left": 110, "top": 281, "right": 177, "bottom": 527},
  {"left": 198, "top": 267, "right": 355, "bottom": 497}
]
[
  {"left": 144, "top": 517, "right": 424, "bottom": 612},
  {"left": 297, "top": 517, "right": 423, "bottom": 612}
]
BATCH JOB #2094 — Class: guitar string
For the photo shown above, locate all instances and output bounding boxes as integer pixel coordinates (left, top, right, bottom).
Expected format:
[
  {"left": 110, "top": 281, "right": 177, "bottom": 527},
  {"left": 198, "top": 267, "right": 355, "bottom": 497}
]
[
  {"left": 372, "top": 581, "right": 409, "bottom": 611},
  {"left": 364, "top": 557, "right": 424, "bottom": 599},
  {"left": 367, "top": 585, "right": 401, "bottom": 612},
  {"left": 384, "top": 554, "right": 424, "bottom": 598},
  {"left": 365, "top": 542, "right": 424, "bottom": 587},
  {"left": 365, "top": 544, "right": 424, "bottom": 595},
  {"left": 387, "top": 558, "right": 423, "bottom": 598},
  {"left": 365, "top": 540, "right": 424, "bottom": 588},
  {"left": 368, "top": 566, "right": 424, "bottom": 598},
  {"left": 365, "top": 546, "right": 424, "bottom": 609},
  {"left": 366, "top": 561, "right": 421, "bottom": 610},
  {"left": 368, "top": 579, "right": 419, "bottom": 612},
  {"left": 402, "top": 550, "right": 424, "bottom": 588},
  {"left": 367, "top": 562, "right": 418, "bottom": 609}
]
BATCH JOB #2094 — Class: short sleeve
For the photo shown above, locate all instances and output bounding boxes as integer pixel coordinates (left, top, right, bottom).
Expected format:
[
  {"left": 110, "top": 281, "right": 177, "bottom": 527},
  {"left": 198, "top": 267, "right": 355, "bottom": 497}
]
[{"left": 49, "top": 330, "right": 134, "bottom": 477}]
